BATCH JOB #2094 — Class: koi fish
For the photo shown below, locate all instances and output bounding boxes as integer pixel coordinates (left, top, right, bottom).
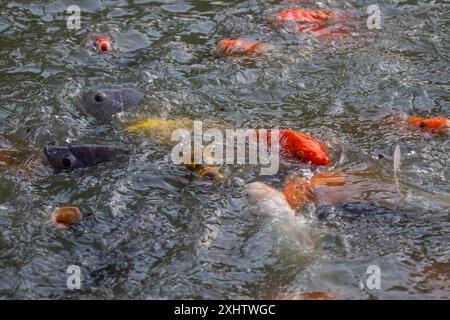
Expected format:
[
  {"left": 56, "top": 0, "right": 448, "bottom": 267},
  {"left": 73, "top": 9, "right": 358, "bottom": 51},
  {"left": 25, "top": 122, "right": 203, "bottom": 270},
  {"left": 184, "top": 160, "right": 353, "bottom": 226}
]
[
  {"left": 215, "top": 38, "right": 270, "bottom": 57},
  {"left": 408, "top": 116, "right": 450, "bottom": 132},
  {"left": 243, "top": 181, "right": 314, "bottom": 247},
  {"left": 259, "top": 129, "right": 330, "bottom": 166},
  {"left": 272, "top": 8, "right": 337, "bottom": 28},
  {"left": 95, "top": 37, "right": 111, "bottom": 53},
  {"left": 128, "top": 119, "right": 224, "bottom": 180},
  {"left": 245, "top": 176, "right": 399, "bottom": 220},
  {"left": 126, "top": 118, "right": 195, "bottom": 145},
  {"left": 51, "top": 207, "right": 81, "bottom": 227},
  {"left": 244, "top": 181, "right": 295, "bottom": 216},
  {"left": 283, "top": 172, "right": 346, "bottom": 209},
  {"left": 271, "top": 8, "right": 350, "bottom": 37},
  {"left": 42, "top": 144, "right": 130, "bottom": 170}
]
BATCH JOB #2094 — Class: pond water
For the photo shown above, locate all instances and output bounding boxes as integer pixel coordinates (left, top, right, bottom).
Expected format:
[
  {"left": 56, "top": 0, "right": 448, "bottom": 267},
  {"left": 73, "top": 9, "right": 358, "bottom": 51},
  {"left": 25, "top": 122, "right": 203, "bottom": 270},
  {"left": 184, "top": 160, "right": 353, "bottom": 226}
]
[{"left": 0, "top": 0, "right": 448, "bottom": 299}]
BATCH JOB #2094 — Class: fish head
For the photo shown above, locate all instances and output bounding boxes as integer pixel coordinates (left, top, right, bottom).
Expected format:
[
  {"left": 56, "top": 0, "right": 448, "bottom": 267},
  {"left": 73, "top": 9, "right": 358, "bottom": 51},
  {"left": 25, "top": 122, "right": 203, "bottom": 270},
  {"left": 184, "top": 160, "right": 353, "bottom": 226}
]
[
  {"left": 244, "top": 182, "right": 275, "bottom": 204},
  {"left": 283, "top": 131, "right": 331, "bottom": 166},
  {"left": 77, "top": 88, "right": 145, "bottom": 122},
  {"left": 243, "top": 182, "right": 294, "bottom": 217},
  {"left": 42, "top": 144, "right": 130, "bottom": 170}
]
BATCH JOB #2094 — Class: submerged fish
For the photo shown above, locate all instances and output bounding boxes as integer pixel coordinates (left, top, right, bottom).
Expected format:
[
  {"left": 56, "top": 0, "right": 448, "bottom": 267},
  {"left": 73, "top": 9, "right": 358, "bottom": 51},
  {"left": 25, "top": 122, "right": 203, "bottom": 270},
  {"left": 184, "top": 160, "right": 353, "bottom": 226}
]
[
  {"left": 272, "top": 8, "right": 338, "bottom": 27},
  {"left": 128, "top": 118, "right": 224, "bottom": 180},
  {"left": 408, "top": 116, "right": 450, "bottom": 132},
  {"left": 0, "top": 148, "right": 26, "bottom": 167},
  {"left": 315, "top": 202, "right": 400, "bottom": 222},
  {"left": 127, "top": 118, "right": 195, "bottom": 145},
  {"left": 0, "top": 146, "right": 45, "bottom": 174},
  {"left": 215, "top": 38, "right": 270, "bottom": 57},
  {"left": 283, "top": 172, "right": 346, "bottom": 209},
  {"left": 271, "top": 8, "right": 350, "bottom": 37},
  {"left": 77, "top": 88, "right": 145, "bottom": 122},
  {"left": 264, "top": 292, "right": 340, "bottom": 300},
  {"left": 42, "top": 144, "right": 130, "bottom": 170}
]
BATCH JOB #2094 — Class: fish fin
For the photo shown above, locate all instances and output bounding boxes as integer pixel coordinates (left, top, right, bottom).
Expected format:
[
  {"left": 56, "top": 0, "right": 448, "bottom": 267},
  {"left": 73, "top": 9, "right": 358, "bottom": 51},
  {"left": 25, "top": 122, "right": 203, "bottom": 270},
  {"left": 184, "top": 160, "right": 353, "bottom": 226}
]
[{"left": 393, "top": 144, "right": 402, "bottom": 196}]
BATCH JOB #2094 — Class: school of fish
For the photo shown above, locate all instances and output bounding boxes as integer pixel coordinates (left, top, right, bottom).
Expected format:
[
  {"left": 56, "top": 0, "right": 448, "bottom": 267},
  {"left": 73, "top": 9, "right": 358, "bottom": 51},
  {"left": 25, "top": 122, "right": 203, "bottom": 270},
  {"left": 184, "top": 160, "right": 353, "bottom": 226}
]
[{"left": 1, "top": 4, "right": 448, "bottom": 300}]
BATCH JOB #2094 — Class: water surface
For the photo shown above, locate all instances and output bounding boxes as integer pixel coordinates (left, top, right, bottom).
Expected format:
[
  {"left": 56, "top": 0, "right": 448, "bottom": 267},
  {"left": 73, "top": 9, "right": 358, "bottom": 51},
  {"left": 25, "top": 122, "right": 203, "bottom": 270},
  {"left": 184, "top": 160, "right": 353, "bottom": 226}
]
[{"left": 0, "top": 0, "right": 449, "bottom": 299}]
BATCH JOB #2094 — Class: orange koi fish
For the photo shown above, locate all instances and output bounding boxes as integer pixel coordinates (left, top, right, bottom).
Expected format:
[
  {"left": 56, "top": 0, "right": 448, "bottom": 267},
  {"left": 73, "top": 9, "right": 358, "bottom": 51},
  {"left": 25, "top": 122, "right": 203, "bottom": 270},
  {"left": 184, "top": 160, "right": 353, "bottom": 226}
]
[
  {"left": 408, "top": 116, "right": 450, "bottom": 132},
  {"left": 259, "top": 129, "right": 331, "bottom": 166},
  {"left": 51, "top": 207, "right": 81, "bottom": 226},
  {"left": 283, "top": 172, "right": 346, "bottom": 209},
  {"left": 215, "top": 38, "right": 270, "bottom": 57}
]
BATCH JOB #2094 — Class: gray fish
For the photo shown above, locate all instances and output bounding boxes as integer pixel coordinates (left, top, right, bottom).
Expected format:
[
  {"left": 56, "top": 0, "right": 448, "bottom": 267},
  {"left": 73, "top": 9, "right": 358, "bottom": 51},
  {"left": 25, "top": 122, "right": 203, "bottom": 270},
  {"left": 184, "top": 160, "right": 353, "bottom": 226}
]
[
  {"left": 42, "top": 144, "right": 130, "bottom": 170},
  {"left": 77, "top": 88, "right": 145, "bottom": 122}
]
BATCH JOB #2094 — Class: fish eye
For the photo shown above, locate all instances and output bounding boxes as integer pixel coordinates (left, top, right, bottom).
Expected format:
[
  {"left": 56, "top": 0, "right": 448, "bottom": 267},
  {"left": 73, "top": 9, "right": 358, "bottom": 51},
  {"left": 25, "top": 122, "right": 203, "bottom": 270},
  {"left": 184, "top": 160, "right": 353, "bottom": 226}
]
[
  {"left": 419, "top": 122, "right": 426, "bottom": 128},
  {"left": 94, "top": 93, "right": 104, "bottom": 103},
  {"left": 297, "top": 152, "right": 303, "bottom": 160},
  {"left": 62, "top": 157, "right": 72, "bottom": 168}
]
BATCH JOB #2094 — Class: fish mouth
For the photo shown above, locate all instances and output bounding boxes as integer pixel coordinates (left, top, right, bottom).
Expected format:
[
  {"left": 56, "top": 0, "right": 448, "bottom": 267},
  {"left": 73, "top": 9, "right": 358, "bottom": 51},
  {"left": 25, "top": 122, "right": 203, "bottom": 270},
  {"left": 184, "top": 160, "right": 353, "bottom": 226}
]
[{"left": 40, "top": 145, "right": 51, "bottom": 165}]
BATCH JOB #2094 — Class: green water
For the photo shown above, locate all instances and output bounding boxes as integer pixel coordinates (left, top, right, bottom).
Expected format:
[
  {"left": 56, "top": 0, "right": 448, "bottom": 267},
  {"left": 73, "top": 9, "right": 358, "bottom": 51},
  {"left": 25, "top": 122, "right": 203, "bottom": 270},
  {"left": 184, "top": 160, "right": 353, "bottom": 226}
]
[{"left": 0, "top": 0, "right": 448, "bottom": 299}]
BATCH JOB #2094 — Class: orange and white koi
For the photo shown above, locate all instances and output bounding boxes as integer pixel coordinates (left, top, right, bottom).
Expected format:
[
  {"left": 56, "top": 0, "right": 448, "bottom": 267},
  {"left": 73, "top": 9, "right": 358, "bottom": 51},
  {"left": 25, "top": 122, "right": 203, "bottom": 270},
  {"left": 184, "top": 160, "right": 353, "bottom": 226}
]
[
  {"left": 282, "top": 172, "right": 346, "bottom": 209},
  {"left": 243, "top": 181, "right": 314, "bottom": 247},
  {"left": 244, "top": 172, "right": 346, "bottom": 216},
  {"left": 244, "top": 182, "right": 295, "bottom": 216}
]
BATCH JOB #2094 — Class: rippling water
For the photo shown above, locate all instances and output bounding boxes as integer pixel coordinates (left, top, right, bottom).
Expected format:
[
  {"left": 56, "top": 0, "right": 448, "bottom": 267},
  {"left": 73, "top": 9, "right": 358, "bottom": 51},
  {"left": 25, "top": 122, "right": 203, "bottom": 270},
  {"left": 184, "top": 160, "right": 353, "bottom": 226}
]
[{"left": 0, "top": 0, "right": 449, "bottom": 299}]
